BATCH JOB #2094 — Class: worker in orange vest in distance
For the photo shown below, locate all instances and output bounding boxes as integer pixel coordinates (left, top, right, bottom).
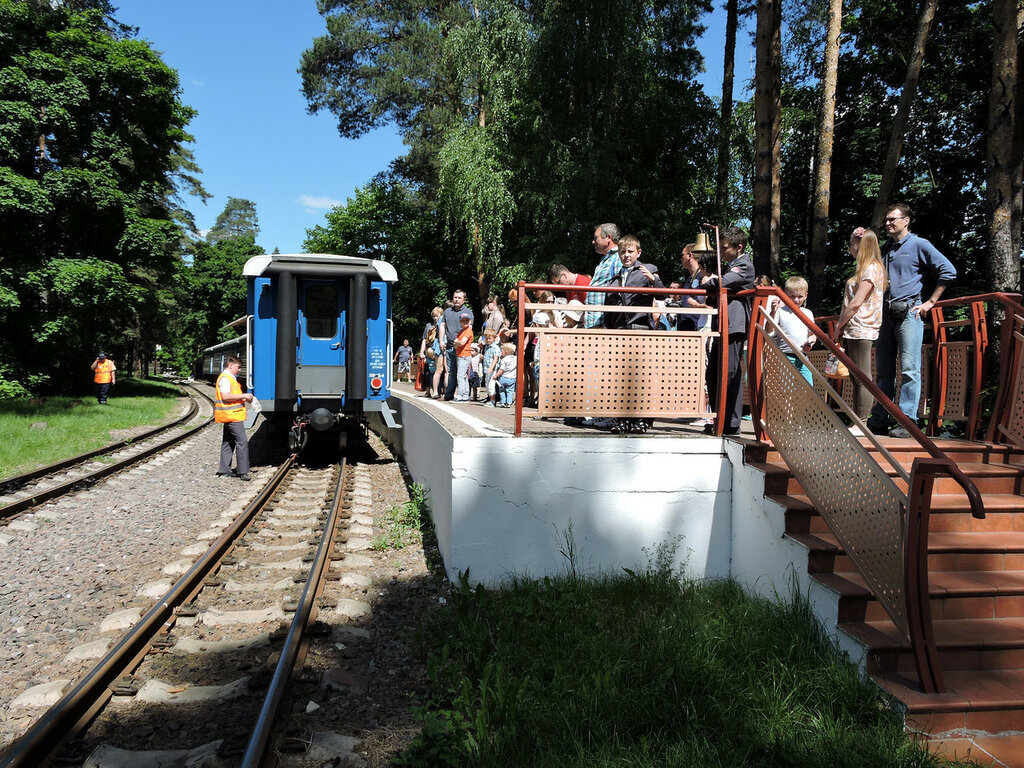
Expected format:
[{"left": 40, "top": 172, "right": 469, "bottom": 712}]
[
  {"left": 215, "top": 355, "right": 254, "bottom": 481},
  {"left": 90, "top": 352, "right": 116, "bottom": 404}
]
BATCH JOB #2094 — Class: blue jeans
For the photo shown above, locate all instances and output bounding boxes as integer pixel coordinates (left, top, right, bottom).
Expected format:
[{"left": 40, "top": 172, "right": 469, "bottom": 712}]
[
  {"left": 444, "top": 343, "right": 458, "bottom": 399},
  {"left": 785, "top": 353, "right": 813, "bottom": 386},
  {"left": 498, "top": 376, "right": 517, "bottom": 405},
  {"left": 869, "top": 305, "right": 924, "bottom": 429}
]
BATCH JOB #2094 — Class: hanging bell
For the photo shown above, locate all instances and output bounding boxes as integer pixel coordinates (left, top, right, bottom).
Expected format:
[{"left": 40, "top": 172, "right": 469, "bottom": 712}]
[{"left": 693, "top": 231, "right": 712, "bottom": 254}]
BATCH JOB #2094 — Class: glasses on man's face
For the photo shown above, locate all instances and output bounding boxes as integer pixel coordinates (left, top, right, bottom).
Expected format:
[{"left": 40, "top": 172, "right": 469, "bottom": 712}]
[{"left": 884, "top": 215, "right": 907, "bottom": 223}]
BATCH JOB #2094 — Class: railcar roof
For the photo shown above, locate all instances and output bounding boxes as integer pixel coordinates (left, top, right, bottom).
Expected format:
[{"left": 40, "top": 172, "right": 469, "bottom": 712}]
[{"left": 243, "top": 253, "right": 397, "bottom": 282}]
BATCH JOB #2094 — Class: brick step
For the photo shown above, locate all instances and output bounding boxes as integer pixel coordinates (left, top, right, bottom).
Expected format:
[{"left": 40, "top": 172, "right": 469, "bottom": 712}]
[
  {"left": 773, "top": 492, "right": 1024, "bottom": 536},
  {"left": 815, "top": 568, "right": 1024, "bottom": 623},
  {"left": 873, "top": 668, "right": 1024, "bottom": 735},
  {"left": 844, "top": 615, "right": 1024, "bottom": 675},
  {"left": 749, "top": 458, "right": 1024, "bottom": 497},
  {"left": 790, "top": 531, "right": 1024, "bottom": 575},
  {"left": 745, "top": 439, "right": 1024, "bottom": 469}
]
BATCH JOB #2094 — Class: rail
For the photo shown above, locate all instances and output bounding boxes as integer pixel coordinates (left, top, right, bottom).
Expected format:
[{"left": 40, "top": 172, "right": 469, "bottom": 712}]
[
  {"left": 0, "top": 383, "right": 200, "bottom": 493},
  {"left": 512, "top": 280, "right": 730, "bottom": 436},
  {"left": 0, "top": 455, "right": 297, "bottom": 768},
  {"left": 241, "top": 457, "right": 350, "bottom": 766},
  {"left": 749, "top": 288, "right": 985, "bottom": 693},
  {"left": 0, "top": 382, "right": 214, "bottom": 519}
]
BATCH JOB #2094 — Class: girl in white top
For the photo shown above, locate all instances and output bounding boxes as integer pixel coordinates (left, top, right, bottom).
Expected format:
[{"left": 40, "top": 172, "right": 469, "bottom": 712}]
[{"left": 833, "top": 228, "right": 887, "bottom": 420}]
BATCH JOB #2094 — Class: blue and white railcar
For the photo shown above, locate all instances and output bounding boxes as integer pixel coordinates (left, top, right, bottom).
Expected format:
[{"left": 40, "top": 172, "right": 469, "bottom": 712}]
[{"left": 243, "top": 253, "right": 400, "bottom": 451}]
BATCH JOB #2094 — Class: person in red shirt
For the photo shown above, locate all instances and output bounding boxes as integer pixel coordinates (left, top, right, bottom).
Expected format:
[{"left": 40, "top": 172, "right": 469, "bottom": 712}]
[
  {"left": 548, "top": 264, "right": 592, "bottom": 304},
  {"left": 453, "top": 312, "right": 475, "bottom": 401}
]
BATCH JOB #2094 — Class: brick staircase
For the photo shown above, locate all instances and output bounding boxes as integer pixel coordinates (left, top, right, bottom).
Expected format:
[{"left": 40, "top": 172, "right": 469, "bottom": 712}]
[{"left": 745, "top": 436, "right": 1024, "bottom": 735}]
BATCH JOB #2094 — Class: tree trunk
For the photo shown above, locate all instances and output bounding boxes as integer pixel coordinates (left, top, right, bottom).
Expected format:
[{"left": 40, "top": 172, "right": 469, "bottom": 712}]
[
  {"left": 1012, "top": 2, "right": 1024, "bottom": 265},
  {"left": 987, "top": 0, "right": 1019, "bottom": 296},
  {"left": 809, "top": 0, "right": 843, "bottom": 308},
  {"left": 753, "top": 0, "right": 782, "bottom": 280},
  {"left": 870, "top": 0, "right": 938, "bottom": 230},
  {"left": 715, "top": 0, "right": 738, "bottom": 223}
]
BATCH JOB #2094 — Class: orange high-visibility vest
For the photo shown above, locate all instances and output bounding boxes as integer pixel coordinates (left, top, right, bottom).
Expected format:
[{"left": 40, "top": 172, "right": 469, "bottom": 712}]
[
  {"left": 93, "top": 360, "right": 113, "bottom": 384},
  {"left": 214, "top": 372, "right": 246, "bottom": 423}
]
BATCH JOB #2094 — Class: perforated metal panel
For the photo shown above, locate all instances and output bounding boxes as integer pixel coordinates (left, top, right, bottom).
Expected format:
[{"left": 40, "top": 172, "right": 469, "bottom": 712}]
[
  {"left": 761, "top": 337, "right": 909, "bottom": 633},
  {"left": 1004, "top": 328, "right": 1024, "bottom": 447},
  {"left": 938, "top": 342, "right": 971, "bottom": 421},
  {"left": 806, "top": 346, "right": 933, "bottom": 419},
  {"left": 536, "top": 329, "right": 710, "bottom": 417}
]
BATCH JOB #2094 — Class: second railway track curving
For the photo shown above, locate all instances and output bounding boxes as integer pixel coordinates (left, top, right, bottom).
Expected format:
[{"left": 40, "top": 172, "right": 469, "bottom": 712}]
[{"left": 0, "top": 381, "right": 215, "bottom": 520}]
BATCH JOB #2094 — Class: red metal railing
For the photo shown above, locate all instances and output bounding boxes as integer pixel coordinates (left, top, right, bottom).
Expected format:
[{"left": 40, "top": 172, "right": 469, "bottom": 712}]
[{"left": 512, "top": 281, "right": 729, "bottom": 436}]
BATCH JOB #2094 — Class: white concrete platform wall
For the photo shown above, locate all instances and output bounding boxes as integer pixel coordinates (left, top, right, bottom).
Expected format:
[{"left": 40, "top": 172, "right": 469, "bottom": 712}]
[
  {"left": 449, "top": 436, "right": 733, "bottom": 584},
  {"left": 371, "top": 397, "right": 865, "bottom": 669},
  {"left": 726, "top": 440, "right": 868, "bottom": 668},
  {"left": 371, "top": 397, "right": 733, "bottom": 586}
]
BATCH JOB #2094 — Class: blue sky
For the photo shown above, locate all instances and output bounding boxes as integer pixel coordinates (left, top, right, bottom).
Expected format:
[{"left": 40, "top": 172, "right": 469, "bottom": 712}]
[{"left": 115, "top": 2, "right": 753, "bottom": 256}]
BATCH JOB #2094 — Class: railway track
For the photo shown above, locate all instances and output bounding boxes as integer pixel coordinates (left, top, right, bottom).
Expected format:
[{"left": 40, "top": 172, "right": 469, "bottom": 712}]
[
  {"left": 0, "top": 382, "right": 214, "bottom": 520},
  {"left": 0, "top": 451, "right": 376, "bottom": 768}
]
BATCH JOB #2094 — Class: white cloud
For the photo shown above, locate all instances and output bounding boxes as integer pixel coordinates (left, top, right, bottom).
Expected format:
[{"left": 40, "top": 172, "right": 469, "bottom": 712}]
[{"left": 297, "top": 194, "right": 342, "bottom": 213}]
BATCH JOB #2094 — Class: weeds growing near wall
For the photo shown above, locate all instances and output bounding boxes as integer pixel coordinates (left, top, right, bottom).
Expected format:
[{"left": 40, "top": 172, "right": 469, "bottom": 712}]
[{"left": 372, "top": 483, "right": 427, "bottom": 551}]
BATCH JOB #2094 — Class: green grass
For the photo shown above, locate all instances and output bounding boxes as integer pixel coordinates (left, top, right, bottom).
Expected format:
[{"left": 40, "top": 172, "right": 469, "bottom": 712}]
[
  {"left": 372, "top": 483, "right": 428, "bottom": 551},
  {"left": 398, "top": 568, "right": 979, "bottom": 768},
  {"left": 0, "top": 377, "right": 184, "bottom": 479}
]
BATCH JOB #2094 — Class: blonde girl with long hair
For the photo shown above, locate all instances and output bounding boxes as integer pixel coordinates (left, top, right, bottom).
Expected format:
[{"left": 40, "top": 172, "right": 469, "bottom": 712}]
[{"left": 833, "top": 228, "right": 887, "bottom": 427}]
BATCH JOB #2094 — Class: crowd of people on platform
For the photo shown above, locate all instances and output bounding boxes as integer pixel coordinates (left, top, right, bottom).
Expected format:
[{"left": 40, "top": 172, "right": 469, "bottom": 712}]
[{"left": 400, "top": 202, "right": 956, "bottom": 438}]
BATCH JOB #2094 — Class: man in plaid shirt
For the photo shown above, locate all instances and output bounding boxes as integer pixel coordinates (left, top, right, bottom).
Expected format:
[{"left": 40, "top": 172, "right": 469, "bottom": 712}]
[{"left": 585, "top": 223, "right": 622, "bottom": 328}]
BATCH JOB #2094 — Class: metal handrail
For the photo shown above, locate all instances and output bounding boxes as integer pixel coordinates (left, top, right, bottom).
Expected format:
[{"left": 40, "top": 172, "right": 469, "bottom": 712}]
[
  {"left": 989, "top": 294, "right": 1024, "bottom": 446},
  {"left": 749, "top": 286, "right": 985, "bottom": 522}
]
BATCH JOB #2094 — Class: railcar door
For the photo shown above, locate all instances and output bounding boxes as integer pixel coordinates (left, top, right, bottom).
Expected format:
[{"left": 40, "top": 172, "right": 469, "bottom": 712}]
[{"left": 295, "top": 279, "right": 346, "bottom": 396}]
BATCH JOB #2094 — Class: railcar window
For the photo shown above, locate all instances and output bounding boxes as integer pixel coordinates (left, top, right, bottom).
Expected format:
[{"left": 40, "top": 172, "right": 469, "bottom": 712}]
[{"left": 305, "top": 285, "right": 338, "bottom": 339}]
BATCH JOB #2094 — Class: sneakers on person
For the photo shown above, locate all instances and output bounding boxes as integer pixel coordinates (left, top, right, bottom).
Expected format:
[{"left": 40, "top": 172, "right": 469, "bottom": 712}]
[
  {"left": 591, "top": 417, "right": 617, "bottom": 429},
  {"left": 215, "top": 471, "right": 235, "bottom": 478},
  {"left": 484, "top": 400, "right": 496, "bottom": 408},
  {"left": 888, "top": 426, "right": 912, "bottom": 439},
  {"left": 237, "top": 473, "right": 251, "bottom": 481}
]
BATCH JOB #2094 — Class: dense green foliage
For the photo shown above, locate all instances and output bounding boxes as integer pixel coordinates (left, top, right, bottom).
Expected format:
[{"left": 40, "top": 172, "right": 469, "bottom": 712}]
[
  {"left": 162, "top": 198, "right": 263, "bottom": 375},
  {"left": 399, "top": 571, "right": 965, "bottom": 767},
  {"left": 301, "top": 0, "right": 718, "bottom": 321},
  {"left": 781, "top": 0, "right": 996, "bottom": 310},
  {"left": 1, "top": 0, "right": 1018, "bottom": 390},
  {"left": 0, "top": 0, "right": 198, "bottom": 393},
  {"left": 303, "top": 0, "right": 1019, "bottom": 329}
]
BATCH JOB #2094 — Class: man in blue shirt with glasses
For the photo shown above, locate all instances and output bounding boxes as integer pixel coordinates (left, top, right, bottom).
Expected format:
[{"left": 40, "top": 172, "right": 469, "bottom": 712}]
[{"left": 866, "top": 202, "right": 957, "bottom": 438}]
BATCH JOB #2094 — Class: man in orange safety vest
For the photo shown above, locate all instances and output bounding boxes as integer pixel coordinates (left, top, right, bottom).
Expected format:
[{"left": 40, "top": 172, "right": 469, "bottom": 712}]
[
  {"left": 90, "top": 352, "right": 116, "bottom": 404},
  {"left": 215, "top": 356, "right": 254, "bottom": 481}
]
